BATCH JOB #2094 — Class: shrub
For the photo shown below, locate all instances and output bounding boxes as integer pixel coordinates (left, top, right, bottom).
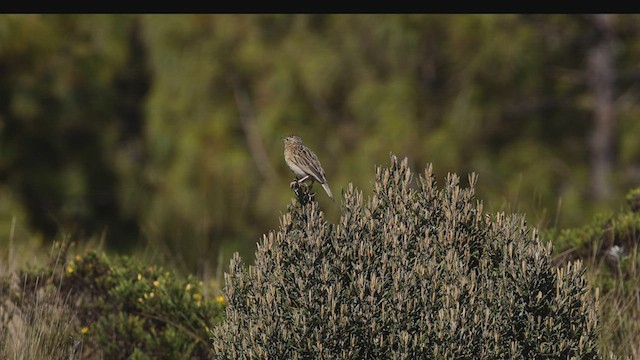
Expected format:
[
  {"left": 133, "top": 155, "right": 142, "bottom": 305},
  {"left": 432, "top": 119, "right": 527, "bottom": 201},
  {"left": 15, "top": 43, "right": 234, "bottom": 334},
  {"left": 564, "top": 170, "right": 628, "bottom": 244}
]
[
  {"left": 1, "top": 243, "right": 226, "bottom": 359},
  {"left": 551, "top": 187, "right": 640, "bottom": 270},
  {"left": 212, "top": 155, "right": 602, "bottom": 359}
]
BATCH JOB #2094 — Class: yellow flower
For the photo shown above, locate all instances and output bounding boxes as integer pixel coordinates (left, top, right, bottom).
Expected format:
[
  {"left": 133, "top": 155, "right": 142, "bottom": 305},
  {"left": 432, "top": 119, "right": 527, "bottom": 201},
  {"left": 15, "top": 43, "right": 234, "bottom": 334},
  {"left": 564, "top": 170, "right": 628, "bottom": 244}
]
[
  {"left": 137, "top": 273, "right": 142, "bottom": 281},
  {"left": 185, "top": 283, "right": 192, "bottom": 291},
  {"left": 149, "top": 292, "right": 155, "bottom": 298},
  {"left": 193, "top": 293, "right": 202, "bottom": 307},
  {"left": 66, "top": 265, "right": 74, "bottom": 274},
  {"left": 81, "top": 326, "right": 89, "bottom": 335},
  {"left": 215, "top": 296, "right": 226, "bottom": 304},
  {"left": 75, "top": 255, "right": 82, "bottom": 261},
  {"left": 153, "top": 280, "right": 160, "bottom": 287}
]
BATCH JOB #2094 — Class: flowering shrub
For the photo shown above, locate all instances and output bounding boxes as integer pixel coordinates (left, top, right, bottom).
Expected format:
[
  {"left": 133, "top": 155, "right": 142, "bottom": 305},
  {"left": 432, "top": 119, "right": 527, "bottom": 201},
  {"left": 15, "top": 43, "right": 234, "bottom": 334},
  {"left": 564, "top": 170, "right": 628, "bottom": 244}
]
[
  {"left": 212, "top": 155, "right": 601, "bottom": 359},
  {"left": 1, "top": 244, "right": 225, "bottom": 359}
]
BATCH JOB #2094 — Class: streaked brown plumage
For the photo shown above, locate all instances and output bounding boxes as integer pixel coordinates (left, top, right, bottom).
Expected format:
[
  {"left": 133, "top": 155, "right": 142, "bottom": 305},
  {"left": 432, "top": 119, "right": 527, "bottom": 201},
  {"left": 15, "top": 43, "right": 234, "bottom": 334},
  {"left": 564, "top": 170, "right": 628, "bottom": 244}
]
[{"left": 282, "top": 135, "right": 333, "bottom": 200}]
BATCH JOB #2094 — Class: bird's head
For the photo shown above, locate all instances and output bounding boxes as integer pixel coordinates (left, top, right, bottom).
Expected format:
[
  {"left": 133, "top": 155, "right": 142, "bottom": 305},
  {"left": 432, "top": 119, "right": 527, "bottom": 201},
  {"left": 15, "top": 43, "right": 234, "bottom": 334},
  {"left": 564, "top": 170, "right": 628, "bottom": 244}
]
[{"left": 282, "top": 135, "right": 303, "bottom": 145}]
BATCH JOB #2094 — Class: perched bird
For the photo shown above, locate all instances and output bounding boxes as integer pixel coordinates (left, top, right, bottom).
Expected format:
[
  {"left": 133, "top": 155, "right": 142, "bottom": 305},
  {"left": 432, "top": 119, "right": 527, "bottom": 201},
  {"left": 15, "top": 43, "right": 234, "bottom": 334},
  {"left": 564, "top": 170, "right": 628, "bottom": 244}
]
[{"left": 282, "top": 135, "right": 333, "bottom": 200}]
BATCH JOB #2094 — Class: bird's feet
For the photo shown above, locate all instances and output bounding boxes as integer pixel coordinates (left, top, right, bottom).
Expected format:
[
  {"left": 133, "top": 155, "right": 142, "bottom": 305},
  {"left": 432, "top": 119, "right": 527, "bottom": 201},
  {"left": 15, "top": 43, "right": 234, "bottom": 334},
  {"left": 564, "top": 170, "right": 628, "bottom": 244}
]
[
  {"left": 289, "top": 177, "right": 316, "bottom": 205},
  {"left": 290, "top": 175, "right": 310, "bottom": 188}
]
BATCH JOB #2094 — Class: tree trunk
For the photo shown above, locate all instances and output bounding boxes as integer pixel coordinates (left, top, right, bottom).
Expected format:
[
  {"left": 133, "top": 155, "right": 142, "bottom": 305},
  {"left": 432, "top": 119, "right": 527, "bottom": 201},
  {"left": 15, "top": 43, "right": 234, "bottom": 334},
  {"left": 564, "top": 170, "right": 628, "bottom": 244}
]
[{"left": 587, "top": 14, "right": 616, "bottom": 200}]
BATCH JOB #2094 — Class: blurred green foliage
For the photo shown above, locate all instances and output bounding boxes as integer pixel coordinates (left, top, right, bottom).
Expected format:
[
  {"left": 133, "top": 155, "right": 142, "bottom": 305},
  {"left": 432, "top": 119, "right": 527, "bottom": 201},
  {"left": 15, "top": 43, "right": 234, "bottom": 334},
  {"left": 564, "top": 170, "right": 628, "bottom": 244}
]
[{"left": 1, "top": 15, "right": 640, "bottom": 273}]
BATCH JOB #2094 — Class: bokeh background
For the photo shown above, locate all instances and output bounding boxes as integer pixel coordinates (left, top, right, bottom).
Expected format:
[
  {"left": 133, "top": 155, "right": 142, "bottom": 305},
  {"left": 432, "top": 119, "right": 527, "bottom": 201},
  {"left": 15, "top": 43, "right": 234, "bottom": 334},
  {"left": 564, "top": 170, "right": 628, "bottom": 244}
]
[{"left": 1, "top": 14, "right": 639, "bottom": 276}]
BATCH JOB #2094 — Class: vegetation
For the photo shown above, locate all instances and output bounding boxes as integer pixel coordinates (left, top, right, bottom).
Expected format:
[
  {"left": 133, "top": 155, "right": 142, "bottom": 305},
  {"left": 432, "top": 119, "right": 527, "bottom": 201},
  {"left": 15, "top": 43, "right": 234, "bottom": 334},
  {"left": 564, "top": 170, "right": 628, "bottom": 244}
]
[
  {"left": 1, "top": 14, "right": 640, "bottom": 359},
  {"left": 0, "top": 242, "right": 225, "bottom": 359},
  {"left": 212, "top": 156, "right": 601, "bottom": 359},
  {"left": 0, "top": 158, "right": 639, "bottom": 358},
  {"left": 548, "top": 188, "right": 640, "bottom": 358}
]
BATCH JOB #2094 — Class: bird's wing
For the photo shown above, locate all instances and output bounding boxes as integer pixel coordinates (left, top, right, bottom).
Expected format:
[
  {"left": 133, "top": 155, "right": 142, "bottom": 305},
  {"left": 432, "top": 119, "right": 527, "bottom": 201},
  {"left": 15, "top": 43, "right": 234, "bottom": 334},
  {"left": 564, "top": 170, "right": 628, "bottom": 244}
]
[{"left": 296, "top": 146, "right": 328, "bottom": 184}]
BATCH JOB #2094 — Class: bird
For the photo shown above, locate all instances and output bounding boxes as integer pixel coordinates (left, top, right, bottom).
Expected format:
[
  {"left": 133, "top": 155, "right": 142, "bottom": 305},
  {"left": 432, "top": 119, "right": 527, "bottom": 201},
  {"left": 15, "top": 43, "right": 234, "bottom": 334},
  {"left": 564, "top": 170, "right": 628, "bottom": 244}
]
[{"left": 282, "top": 135, "right": 334, "bottom": 200}]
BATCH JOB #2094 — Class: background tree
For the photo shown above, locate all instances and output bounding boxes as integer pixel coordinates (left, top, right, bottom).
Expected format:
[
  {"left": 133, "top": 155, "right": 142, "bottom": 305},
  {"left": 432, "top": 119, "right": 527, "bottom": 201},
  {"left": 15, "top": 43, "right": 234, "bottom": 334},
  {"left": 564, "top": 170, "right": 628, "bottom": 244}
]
[
  {"left": 587, "top": 14, "right": 616, "bottom": 200},
  {"left": 1, "top": 15, "right": 639, "bottom": 274},
  {"left": 0, "top": 15, "right": 144, "bottom": 248}
]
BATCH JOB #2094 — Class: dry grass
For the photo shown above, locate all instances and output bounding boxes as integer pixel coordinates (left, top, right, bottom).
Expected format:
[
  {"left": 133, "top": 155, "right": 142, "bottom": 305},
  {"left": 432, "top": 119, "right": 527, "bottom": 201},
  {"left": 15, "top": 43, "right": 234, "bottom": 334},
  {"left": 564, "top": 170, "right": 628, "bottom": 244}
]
[
  {"left": 1, "top": 240, "right": 83, "bottom": 360},
  {"left": 1, "top": 282, "right": 80, "bottom": 360},
  {"left": 587, "top": 248, "right": 640, "bottom": 359}
]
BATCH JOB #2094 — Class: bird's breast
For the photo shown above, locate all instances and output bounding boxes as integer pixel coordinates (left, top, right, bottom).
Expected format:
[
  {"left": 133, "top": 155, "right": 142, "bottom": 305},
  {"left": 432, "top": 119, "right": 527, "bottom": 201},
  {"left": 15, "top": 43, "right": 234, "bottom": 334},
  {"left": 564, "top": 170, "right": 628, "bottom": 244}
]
[{"left": 285, "top": 152, "right": 307, "bottom": 177}]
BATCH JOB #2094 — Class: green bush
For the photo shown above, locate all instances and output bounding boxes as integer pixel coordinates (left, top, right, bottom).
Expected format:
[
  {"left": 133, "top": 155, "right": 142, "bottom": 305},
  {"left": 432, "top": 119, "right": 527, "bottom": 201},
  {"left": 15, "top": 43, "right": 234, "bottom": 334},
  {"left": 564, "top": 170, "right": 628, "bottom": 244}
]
[
  {"left": 211, "top": 155, "right": 602, "bottom": 359},
  {"left": 1, "top": 243, "right": 225, "bottom": 359},
  {"left": 551, "top": 187, "right": 640, "bottom": 269},
  {"left": 626, "top": 188, "right": 640, "bottom": 214}
]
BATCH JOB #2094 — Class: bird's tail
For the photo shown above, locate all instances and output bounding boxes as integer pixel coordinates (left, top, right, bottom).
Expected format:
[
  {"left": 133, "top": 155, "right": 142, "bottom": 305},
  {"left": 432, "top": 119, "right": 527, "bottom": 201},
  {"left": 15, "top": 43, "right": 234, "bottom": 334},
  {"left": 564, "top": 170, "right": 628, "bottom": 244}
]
[{"left": 322, "top": 183, "right": 334, "bottom": 201}]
